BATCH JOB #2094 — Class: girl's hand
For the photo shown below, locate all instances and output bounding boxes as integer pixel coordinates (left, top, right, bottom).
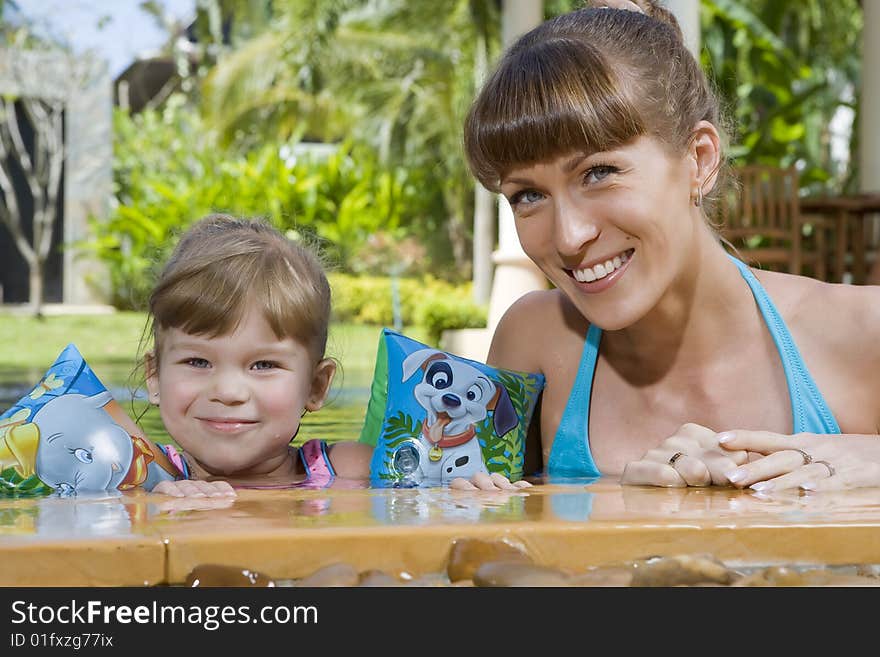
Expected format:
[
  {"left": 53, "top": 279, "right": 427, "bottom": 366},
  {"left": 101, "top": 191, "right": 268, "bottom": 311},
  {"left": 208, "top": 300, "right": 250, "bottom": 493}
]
[
  {"left": 449, "top": 472, "right": 533, "bottom": 491},
  {"left": 621, "top": 423, "right": 751, "bottom": 487},
  {"left": 152, "top": 479, "right": 237, "bottom": 498},
  {"left": 716, "top": 431, "right": 880, "bottom": 492}
]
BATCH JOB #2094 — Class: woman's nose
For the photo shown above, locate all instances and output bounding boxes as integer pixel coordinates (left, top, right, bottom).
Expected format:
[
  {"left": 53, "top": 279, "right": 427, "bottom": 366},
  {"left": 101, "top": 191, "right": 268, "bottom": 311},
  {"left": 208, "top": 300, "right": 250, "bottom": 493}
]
[
  {"left": 554, "top": 197, "right": 599, "bottom": 257},
  {"left": 209, "top": 369, "right": 249, "bottom": 403}
]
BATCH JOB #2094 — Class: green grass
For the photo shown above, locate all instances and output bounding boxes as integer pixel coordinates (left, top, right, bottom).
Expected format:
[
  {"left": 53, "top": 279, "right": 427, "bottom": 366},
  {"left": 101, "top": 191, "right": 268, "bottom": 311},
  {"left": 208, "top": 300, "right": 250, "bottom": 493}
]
[
  {"left": 0, "top": 312, "right": 426, "bottom": 372},
  {"left": 0, "top": 311, "right": 149, "bottom": 369}
]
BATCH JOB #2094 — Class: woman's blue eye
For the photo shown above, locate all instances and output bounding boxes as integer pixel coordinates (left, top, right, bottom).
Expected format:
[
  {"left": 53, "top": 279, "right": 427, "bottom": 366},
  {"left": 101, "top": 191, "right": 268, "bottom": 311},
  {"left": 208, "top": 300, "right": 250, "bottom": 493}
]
[
  {"left": 510, "top": 189, "right": 544, "bottom": 206},
  {"left": 585, "top": 165, "right": 616, "bottom": 183},
  {"left": 71, "top": 448, "right": 93, "bottom": 464}
]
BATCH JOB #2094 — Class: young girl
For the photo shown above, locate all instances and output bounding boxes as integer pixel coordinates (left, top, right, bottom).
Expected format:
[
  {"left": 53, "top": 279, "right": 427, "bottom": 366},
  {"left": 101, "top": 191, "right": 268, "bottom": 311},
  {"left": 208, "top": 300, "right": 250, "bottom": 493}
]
[{"left": 140, "top": 214, "right": 375, "bottom": 497}]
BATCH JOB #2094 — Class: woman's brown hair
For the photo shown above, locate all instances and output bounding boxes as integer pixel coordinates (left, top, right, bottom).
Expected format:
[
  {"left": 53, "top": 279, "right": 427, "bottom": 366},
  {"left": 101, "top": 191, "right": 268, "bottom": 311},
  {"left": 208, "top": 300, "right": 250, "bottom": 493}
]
[{"left": 464, "top": 1, "right": 723, "bottom": 194}]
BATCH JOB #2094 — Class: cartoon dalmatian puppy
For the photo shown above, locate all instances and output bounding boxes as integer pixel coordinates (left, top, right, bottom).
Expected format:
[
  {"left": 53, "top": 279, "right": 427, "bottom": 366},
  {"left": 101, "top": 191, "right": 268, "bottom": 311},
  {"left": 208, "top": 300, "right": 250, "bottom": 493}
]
[{"left": 398, "top": 349, "right": 518, "bottom": 486}]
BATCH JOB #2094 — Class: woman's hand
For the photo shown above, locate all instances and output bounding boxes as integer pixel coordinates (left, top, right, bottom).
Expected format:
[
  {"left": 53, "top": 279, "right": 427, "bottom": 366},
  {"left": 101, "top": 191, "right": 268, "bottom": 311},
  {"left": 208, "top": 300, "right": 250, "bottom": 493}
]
[
  {"left": 152, "top": 479, "right": 237, "bottom": 498},
  {"left": 449, "top": 472, "right": 533, "bottom": 491},
  {"left": 716, "top": 431, "right": 880, "bottom": 492},
  {"left": 621, "top": 423, "right": 751, "bottom": 487}
]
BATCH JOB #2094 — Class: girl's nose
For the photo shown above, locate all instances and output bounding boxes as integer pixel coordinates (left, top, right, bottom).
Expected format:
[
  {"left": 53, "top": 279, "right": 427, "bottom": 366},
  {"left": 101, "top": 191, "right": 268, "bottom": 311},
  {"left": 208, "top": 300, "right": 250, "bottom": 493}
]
[
  {"left": 210, "top": 369, "right": 249, "bottom": 404},
  {"left": 554, "top": 197, "right": 600, "bottom": 257}
]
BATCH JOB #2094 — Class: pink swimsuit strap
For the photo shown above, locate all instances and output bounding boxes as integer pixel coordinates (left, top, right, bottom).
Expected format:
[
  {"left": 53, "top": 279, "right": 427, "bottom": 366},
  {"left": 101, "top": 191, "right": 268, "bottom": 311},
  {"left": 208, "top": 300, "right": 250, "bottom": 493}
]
[
  {"left": 160, "top": 444, "right": 189, "bottom": 479},
  {"left": 299, "top": 439, "right": 335, "bottom": 486}
]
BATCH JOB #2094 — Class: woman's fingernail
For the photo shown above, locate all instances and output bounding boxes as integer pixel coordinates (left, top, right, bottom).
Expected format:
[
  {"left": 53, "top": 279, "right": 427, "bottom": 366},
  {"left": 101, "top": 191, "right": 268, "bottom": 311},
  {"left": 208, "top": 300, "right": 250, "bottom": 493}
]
[
  {"left": 801, "top": 481, "right": 817, "bottom": 491},
  {"left": 750, "top": 481, "right": 773, "bottom": 492},
  {"left": 717, "top": 431, "right": 735, "bottom": 444},
  {"left": 725, "top": 468, "right": 746, "bottom": 483}
]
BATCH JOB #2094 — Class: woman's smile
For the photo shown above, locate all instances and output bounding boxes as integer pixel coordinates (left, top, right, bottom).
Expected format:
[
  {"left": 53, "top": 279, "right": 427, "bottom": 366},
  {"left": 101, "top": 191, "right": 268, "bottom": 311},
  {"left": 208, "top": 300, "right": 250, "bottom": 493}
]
[{"left": 567, "top": 248, "right": 634, "bottom": 293}]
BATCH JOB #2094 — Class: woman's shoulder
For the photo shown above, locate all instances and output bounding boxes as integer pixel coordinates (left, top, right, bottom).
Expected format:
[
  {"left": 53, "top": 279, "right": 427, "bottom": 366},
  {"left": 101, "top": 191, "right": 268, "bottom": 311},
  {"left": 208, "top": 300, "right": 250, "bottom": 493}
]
[
  {"left": 761, "top": 270, "right": 880, "bottom": 355},
  {"left": 488, "top": 288, "right": 589, "bottom": 373}
]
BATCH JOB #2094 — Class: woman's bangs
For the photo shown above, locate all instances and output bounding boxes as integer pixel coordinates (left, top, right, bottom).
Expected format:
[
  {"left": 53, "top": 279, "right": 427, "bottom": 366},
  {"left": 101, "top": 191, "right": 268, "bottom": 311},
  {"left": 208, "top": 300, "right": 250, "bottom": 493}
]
[{"left": 469, "top": 40, "right": 644, "bottom": 188}]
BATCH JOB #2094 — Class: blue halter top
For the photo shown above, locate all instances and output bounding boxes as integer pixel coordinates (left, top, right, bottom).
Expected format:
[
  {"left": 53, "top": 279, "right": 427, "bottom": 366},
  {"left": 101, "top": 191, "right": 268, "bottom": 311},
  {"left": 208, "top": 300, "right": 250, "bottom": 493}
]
[{"left": 546, "top": 256, "right": 841, "bottom": 478}]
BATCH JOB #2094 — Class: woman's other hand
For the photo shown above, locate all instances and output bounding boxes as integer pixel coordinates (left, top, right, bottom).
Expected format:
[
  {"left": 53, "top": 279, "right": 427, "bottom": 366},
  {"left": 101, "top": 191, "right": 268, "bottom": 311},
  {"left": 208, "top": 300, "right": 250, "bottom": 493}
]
[
  {"left": 621, "top": 423, "right": 750, "bottom": 487},
  {"left": 717, "top": 431, "right": 880, "bottom": 492}
]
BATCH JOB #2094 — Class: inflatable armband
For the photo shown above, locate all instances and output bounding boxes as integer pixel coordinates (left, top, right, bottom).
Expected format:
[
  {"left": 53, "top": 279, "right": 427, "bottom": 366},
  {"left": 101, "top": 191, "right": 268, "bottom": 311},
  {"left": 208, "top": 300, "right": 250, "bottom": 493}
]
[
  {"left": 360, "top": 329, "right": 544, "bottom": 487},
  {"left": 0, "top": 344, "right": 168, "bottom": 497}
]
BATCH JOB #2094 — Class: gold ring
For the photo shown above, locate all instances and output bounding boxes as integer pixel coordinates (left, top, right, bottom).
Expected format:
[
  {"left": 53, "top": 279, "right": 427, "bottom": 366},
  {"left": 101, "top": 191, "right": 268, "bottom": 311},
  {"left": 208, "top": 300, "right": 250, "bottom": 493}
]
[
  {"left": 814, "top": 460, "right": 835, "bottom": 477},
  {"left": 668, "top": 452, "right": 685, "bottom": 466},
  {"left": 792, "top": 448, "right": 812, "bottom": 465}
]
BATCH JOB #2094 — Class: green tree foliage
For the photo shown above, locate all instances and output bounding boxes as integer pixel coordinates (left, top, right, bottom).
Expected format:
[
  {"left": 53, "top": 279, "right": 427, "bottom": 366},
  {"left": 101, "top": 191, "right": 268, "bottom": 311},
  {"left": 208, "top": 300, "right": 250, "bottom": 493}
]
[
  {"left": 701, "top": 0, "right": 861, "bottom": 193},
  {"left": 89, "top": 95, "right": 434, "bottom": 308}
]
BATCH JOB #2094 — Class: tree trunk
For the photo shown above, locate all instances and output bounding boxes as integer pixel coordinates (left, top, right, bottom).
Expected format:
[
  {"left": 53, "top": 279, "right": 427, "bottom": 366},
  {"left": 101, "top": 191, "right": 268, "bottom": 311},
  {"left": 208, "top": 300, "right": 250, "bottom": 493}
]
[{"left": 29, "top": 261, "right": 44, "bottom": 318}]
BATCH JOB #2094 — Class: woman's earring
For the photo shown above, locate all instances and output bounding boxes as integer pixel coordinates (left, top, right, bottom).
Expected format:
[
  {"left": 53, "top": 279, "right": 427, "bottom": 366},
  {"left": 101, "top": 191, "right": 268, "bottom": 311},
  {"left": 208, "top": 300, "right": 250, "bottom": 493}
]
[
  {"left": 151, "top": 391, "right": 160, "bottom": 405},
  {"left": 693, "top": 185, "right": 703, "bottom": 207}
]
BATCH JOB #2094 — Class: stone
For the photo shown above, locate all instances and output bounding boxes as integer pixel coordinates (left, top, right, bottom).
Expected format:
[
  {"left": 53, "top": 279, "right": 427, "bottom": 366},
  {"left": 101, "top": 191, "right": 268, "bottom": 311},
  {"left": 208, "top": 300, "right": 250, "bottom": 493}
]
[
  {"left": 185, "top": 564, "right": 275, "bottom": 587},
  {"left": 630, "top": 554, "right": 736, "bottom": 587},
  {"left": 446, "top": 537, "right": 531, "bottom": 582},
  {"left": 295, "top": 563, "right": 360, "bottom": 587},
  {"left": 473, "top": 561, "right": 571, "bottom": 587}
]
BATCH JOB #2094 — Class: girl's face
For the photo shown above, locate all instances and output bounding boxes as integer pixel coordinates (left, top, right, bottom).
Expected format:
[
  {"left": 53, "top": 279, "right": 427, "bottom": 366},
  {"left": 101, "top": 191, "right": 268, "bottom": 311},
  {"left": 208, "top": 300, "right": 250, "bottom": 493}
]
[
  {"left": 145, "top": 307, "right": 334, "bottom": 477},
  {"left": 499, "top": 135, "right": 699, "bottom": 330}
]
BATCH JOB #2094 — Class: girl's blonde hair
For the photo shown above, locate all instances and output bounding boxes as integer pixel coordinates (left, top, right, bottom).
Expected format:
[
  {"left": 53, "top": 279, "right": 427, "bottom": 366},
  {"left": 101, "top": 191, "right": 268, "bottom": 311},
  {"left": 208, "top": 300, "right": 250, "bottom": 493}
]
[
  {"left": 464, "top": 1, "right": 723, "bottom": 194},
  {"left": 148, "top": 214, "right": 331, "bottom": 363}
]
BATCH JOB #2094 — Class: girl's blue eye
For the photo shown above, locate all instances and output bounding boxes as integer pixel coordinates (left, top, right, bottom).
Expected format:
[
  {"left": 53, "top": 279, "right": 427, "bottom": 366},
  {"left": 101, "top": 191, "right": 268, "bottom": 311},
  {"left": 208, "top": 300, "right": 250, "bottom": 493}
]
[
  {"left": 186, "top": 358, "right": 210, "bottom": 368},
  {"left": 253, "top": 361, "right": 276, "bottom": 371}
]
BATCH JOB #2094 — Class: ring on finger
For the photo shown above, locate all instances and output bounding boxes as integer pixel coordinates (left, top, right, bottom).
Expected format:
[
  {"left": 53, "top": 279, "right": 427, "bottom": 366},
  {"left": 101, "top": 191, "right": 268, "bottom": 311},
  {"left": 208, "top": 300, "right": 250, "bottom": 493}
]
[
  {"left": 792, "top": 448, "right": 812, "bottom": 465},
  {"left": 814, "top": 460, "right": 835, "bottom": 477},
  {"left": 668, "top": 451, "right": 685, "bottom": 466}
]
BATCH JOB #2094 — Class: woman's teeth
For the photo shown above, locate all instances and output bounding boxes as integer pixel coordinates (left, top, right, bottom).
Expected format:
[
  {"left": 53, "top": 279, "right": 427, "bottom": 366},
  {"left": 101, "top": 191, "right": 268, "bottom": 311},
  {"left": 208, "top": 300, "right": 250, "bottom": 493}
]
[{"left": 573, "top": 250, "right": 631, "bottom": 282}]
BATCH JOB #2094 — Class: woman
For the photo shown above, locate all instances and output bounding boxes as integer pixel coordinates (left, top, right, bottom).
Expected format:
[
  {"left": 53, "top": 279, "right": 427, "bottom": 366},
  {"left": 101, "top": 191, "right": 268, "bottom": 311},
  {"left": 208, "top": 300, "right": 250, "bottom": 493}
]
[{"left": 459, "top": 1, "right": 880, "bottom": 492}]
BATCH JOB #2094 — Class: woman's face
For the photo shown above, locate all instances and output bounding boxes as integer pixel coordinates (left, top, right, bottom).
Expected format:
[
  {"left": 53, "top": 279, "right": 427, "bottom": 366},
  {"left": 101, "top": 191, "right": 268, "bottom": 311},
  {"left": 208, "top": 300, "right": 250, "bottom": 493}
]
[{"left": 499, "top": 135, "right": 699, "bottom": 330}]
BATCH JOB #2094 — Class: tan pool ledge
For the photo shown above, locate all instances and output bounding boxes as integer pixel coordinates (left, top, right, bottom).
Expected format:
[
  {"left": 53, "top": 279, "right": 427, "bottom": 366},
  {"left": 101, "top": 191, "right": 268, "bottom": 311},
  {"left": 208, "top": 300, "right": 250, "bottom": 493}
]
[{"left": 2, "top": 480, "right": 880, "bottom": 586}]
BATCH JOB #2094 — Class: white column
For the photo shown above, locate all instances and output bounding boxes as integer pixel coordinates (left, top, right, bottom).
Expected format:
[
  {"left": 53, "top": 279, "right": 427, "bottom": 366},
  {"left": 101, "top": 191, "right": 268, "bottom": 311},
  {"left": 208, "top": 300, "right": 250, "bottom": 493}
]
[
  {"left": 861, "top": 0, "right": 880, "bottom": 193},
  {"left": 861, "top": 1, "right": 880, "bottom": 284},
  {"left": 487, "top": 0, "right": 547, "bottom": 333},
  {"left": 663, "top": 0, "right": 700, "bottom": 58}
]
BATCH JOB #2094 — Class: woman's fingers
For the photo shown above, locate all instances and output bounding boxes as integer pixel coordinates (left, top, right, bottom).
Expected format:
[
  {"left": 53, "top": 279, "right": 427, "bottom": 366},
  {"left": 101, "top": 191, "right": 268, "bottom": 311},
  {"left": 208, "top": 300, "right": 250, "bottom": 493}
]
[
  {"left": 725, "top": 449, "right": 817, "bottom": 488},
  {"left": 717, "top": 430, "right": 796, "bottom": 456},
  {"left": 802, "top": 463, "right": 880, "bottom": 492},
  {"left": 668, "top": 454, "right": 712, "bottom": 487},
  {"left": 621, "top": 460, "right": 686, "bottom": 487}
]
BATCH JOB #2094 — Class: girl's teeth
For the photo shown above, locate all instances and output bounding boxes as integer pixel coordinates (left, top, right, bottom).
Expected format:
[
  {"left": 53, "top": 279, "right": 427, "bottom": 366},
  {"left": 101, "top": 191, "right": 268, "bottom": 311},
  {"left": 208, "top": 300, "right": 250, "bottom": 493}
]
[{"left": 594, "top": 263, "right": 607, "bottom": 278}]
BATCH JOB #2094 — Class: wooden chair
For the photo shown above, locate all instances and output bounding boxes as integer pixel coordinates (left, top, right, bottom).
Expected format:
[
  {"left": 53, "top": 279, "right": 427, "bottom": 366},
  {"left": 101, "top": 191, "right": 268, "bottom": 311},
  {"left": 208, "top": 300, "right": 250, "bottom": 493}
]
[{"left": 714, "top": 165, "right": 829, "bottom": 280}]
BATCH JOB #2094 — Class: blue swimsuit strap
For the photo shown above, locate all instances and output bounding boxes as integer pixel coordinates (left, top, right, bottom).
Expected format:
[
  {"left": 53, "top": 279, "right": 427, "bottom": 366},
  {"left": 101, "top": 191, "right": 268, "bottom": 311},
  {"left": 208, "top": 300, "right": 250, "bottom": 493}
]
[
  {"left": 728, "top": 256, "right": 839, "bottom": 434},
  {"left": 548, "top": 256, "right": 839, "bottom": 477},
  {"left": 546, "top": 323, "right": 603, "bottom": 479}
]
